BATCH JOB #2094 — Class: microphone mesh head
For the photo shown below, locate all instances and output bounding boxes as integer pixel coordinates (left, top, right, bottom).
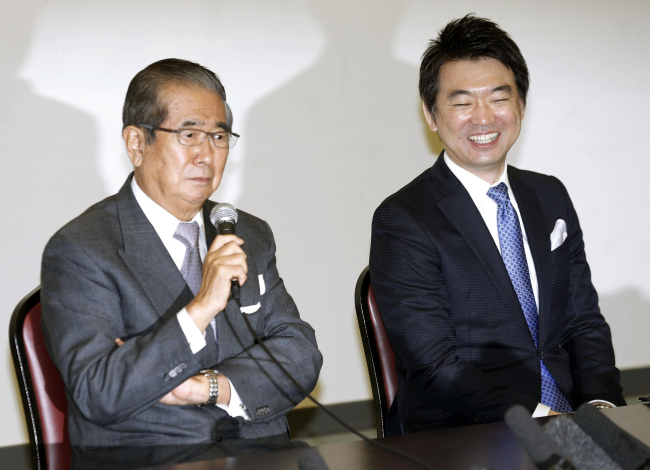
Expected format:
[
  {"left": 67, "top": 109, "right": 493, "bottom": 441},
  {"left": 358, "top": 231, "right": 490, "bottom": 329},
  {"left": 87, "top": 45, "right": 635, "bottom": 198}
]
[
  {"left": 210, "top": 203, "right": 238, "bottom": 227},
  {"left": 543, "top": 416, "right": 619, "bottom": 470}
]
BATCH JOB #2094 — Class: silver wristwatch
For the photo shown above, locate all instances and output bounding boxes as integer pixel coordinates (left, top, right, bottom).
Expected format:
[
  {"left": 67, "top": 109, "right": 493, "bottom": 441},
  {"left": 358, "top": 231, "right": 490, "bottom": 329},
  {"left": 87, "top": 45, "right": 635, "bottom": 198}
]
[
  {"left": 198, "top": 369, "right": 219, "bottom": 405},
  {"left": 591, "top": 402, "right": 613, "bottom": 410}
]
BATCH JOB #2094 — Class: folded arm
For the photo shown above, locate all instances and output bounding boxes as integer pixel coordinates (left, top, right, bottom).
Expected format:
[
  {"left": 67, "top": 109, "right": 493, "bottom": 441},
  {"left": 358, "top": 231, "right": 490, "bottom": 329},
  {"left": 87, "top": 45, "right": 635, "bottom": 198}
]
[
  {"left": 214, "top": 221, "right": 323, "bottom": 423},
  {"left": 41, "top": 232, "right": 213, "bottom": 426}
]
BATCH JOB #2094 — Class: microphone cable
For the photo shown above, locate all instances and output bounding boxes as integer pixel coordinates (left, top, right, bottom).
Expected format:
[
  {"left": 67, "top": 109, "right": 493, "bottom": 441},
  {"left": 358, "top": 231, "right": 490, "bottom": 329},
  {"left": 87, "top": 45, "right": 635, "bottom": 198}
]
[
  {"left": 232, "top": 291, "right": 436, "bottom": 470},
  {"left": 212, "top": 203, "right": 434, "bottom": 469}
]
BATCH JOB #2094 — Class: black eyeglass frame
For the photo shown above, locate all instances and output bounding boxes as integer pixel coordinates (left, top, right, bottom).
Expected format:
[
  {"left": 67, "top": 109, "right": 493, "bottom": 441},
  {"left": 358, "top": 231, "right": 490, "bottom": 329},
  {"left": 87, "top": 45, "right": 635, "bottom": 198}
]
[{"left": 140, "top": 124, "right": 240, "bottom": 149}]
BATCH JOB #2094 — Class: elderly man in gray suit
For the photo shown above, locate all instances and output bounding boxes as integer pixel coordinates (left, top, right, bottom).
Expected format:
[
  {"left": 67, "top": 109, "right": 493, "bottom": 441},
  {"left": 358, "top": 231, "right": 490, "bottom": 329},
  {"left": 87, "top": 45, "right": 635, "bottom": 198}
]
[{"left": 41, "top": 59, "right": 322, "bottom": 468}]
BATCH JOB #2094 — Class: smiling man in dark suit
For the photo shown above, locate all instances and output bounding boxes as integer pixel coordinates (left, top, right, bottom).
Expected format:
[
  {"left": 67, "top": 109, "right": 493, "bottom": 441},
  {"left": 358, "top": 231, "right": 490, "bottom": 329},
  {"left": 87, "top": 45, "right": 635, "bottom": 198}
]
[
  {"left": 41, "top": 59, "right": 322, "bottom": 468},
  {"left": 370, "top": 15, "right": 624, "bottom": 434}
]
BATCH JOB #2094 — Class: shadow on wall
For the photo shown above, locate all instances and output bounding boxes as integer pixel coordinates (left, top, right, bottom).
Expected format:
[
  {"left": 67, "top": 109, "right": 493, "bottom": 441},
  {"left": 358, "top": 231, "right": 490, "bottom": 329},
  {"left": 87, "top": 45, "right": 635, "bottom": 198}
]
[
  {"left": 1, "top": 1, "right": 102, "bottom": 445},
  {"left": 236, "top": 0, "right": 444, "bottom": 406},
  {"left": 1, "top": 3, "right": 103, "bottom": 287},
  {"left": 237, "top": 0, "right": 431, "bottom": 315}
]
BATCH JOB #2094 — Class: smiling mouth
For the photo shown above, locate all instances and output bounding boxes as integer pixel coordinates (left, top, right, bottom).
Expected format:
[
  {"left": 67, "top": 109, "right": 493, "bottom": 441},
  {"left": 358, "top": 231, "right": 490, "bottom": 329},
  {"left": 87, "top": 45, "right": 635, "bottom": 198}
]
[{"left": 468, "top": 132, "right": 499, "bottom": 144}]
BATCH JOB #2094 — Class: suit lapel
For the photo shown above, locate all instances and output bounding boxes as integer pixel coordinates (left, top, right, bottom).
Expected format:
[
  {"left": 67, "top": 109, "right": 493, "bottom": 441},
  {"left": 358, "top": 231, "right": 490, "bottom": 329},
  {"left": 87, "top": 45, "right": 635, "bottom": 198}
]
[
  {"left": 202, "top": 202, "right": 260, "bottom": 362},
  {"left": 432, "top": 157, "right": 533, "bottom": 340},
  {"left": 203, "top": 202, "right": 217, "bottom": 247},
  {"left": 508, "top": 167, "right": 552, "bottom": 347},
  {"left": 116, "top": 175, "right": 194, "bottom": 322},
  {"left": 202, "top": 202, "right": 222, "bottom": 354}
]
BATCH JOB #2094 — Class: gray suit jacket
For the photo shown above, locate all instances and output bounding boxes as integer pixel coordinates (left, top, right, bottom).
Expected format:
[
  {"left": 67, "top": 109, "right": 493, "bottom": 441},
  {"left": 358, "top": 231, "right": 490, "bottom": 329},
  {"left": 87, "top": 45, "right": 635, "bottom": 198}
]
[{"left": 41, "top": 175, "right": 322, "bottom": 450}]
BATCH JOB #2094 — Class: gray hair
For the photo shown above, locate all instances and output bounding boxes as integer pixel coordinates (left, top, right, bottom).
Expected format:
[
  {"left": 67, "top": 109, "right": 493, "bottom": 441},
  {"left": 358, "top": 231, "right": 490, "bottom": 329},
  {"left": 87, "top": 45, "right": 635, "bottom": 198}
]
[{"left": 122, "top": 58, "right": 233, "bottom": 143}]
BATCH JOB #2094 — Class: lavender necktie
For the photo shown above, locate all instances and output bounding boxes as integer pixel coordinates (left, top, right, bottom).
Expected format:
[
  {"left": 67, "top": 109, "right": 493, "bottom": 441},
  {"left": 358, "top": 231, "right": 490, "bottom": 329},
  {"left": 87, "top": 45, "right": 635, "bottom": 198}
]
[
  {"left": 487, "top": 182, "right": 572, "bottom": 413},
  {"left": 174, "top": 221, "right": 217, "bottom": 342}
]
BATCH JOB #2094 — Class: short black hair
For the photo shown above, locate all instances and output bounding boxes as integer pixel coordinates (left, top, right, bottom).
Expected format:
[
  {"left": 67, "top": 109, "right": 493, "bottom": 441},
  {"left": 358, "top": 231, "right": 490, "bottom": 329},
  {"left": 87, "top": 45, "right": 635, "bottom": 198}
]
[
  {"left": 122, "top": 58, "right": 232, "bottom": 143},
  {"left": 419, "top": 14, "right": 529, "bottom": 115}
]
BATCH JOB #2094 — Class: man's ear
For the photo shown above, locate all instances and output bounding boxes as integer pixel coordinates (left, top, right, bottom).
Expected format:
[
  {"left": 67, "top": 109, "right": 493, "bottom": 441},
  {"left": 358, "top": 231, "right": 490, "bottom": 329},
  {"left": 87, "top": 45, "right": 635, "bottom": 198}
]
[
  {"left": 422, "top": 102, "right": 438, "bottom": 132},
  {"left": 519, "top": 98, "right": 526, "bottom": 121},
  {"left": 123, "top": 125, "right": 147, "bottom": 168}
]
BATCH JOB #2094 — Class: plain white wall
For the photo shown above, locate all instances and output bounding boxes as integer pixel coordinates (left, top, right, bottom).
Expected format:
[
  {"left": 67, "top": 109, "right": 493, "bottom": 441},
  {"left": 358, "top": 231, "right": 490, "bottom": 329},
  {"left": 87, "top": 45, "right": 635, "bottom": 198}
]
[{"left": 1, "top": 0, "right": 648, "bottom": 447}]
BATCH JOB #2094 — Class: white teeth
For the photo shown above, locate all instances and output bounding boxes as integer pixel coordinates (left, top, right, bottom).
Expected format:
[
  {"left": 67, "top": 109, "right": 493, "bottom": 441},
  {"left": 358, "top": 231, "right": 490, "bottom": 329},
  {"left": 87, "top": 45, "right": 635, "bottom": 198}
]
[{"left": 469, "top": 132, "right": 499, "bottom": 143}]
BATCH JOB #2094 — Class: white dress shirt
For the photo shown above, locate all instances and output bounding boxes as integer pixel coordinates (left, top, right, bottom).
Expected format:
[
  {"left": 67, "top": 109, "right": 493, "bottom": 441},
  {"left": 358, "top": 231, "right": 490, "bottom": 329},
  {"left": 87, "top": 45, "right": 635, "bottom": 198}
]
[
  {"left": 444, "top": 154, "right": 540, "bottom": 308},
  {"left": 443, "top": 154, "right": 550, "bottom": 417},
  {"left": 130, "top": 178, "right": 248, "bottom": 419}
]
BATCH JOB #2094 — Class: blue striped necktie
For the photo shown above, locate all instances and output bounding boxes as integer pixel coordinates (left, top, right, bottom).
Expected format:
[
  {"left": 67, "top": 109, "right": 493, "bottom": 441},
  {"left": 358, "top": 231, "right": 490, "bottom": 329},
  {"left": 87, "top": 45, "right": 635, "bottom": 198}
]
[{"left": 487, "top": 182, "right": 572, "bottom": 413}]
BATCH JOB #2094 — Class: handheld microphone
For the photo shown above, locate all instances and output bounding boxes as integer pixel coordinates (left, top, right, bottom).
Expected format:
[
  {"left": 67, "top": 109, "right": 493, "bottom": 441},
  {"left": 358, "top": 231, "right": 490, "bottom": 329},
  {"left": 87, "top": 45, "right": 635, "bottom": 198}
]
[
  {"left": 210, "top": 203, "right": 238, "bottom": 235},
  {"left": 210, "top": 203, "right": 240, "bottom": 300},
  {"left": 573, "top": 403, "right": 650, "bottom": 470},
  {"left": 505, "top": 405, "right": 576, "bottom": 469}
]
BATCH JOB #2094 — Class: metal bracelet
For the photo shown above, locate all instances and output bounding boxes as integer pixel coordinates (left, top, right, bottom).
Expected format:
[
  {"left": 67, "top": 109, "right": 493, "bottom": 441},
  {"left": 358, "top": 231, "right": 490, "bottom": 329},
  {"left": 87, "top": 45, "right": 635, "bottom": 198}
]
[{"left": 198, "top": 369, "right": 219, "bottom": 405}]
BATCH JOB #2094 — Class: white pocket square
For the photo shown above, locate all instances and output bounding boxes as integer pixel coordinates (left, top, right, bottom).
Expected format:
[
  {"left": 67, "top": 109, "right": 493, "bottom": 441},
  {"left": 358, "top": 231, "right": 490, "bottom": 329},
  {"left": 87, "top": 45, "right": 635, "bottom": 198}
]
[
  {"left": 239, "top": 275, "right": 266, "bottom": 315},
  {"left": 240, "top": 302, "right": 261, "bottom": 314},
  {"left": 258, "top": 274, "right": 266, "bottom": 295},
  {"left": 550, "top": 219, "right": 567, "bottom": 251}
]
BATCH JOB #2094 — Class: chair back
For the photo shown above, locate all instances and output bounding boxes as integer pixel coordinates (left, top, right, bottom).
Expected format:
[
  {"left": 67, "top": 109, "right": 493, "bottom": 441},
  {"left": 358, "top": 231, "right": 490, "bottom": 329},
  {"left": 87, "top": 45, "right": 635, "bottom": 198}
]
[
  {"left": 9, "top": 287, "right": 71, "bottom": 470},
  {"left": 354, "top": 266, "right": 398, "bottom": 438}
]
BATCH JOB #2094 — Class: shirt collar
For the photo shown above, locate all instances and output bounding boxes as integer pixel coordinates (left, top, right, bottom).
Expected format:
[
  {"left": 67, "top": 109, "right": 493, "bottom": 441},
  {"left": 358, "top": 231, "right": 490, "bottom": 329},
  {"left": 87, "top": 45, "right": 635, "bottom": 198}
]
[
  {"left": 443, "top": 152, "right": 511, "bottom": 205},
  {"left": 130, "top": 176, "right": 204, "bottom": 241}
]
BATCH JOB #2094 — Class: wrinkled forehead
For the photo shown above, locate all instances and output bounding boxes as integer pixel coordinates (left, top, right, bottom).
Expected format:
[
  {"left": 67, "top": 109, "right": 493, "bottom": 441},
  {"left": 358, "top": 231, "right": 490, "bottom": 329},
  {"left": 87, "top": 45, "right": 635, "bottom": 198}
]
[{"left": 159, "top": 83, "right": 228, "bottom": 128}]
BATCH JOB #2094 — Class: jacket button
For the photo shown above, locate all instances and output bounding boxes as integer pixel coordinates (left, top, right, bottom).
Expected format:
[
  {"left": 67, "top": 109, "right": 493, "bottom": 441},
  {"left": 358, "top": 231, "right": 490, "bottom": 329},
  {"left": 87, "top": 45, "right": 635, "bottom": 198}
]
[{"left": 256, "top": 406, "right": 270, "bottom": 416}]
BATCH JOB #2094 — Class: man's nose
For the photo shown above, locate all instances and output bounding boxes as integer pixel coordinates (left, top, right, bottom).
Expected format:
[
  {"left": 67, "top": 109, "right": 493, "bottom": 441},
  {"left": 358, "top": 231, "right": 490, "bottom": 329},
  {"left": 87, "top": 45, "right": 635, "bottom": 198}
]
[
  {"left": 470, "top": 101, "right": 495, "bottom": 126},
  {"left": 194, "top": 139, "right": 216, "bottom": 165}
]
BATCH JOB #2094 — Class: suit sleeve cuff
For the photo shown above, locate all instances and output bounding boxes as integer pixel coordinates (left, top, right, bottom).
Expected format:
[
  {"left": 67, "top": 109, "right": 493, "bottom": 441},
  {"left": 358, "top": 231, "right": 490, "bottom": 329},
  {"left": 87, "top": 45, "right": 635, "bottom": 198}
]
[
  {"left": 533, "top": 403, "right": 551, "bottom": 417},
  {"left": 176, "top": 308, "right": 206, "bottom": 354},
  {"left": 217, "top": 376, "right": 251, "bottom": 421}
]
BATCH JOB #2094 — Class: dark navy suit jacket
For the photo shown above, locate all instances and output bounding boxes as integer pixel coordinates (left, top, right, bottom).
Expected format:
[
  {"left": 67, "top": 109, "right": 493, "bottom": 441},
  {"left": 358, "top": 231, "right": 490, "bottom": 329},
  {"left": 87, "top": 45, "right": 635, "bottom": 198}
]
[{"left": 370, "top": 155, "right": 624, "bottom": 433}]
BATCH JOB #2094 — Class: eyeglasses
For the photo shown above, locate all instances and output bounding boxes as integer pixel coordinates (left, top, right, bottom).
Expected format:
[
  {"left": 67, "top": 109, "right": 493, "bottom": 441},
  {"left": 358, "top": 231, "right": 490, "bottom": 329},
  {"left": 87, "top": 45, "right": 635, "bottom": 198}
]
[{"left": 140, "top": 125, "right": 240, "bottom": 149}]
